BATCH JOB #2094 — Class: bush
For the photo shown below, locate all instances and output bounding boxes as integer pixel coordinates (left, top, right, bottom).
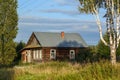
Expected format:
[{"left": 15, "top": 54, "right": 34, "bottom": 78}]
[{"left": 76, "top": 47, "right": 99, "bottom": 63}]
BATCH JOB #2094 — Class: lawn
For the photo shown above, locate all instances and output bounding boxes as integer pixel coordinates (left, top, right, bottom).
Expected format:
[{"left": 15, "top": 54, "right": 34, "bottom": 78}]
[{"left": 0, "top": 61, "right": 120, "bottom": 80}]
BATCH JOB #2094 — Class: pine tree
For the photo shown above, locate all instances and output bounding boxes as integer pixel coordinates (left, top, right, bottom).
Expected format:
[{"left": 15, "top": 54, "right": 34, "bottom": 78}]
[
  {"left": 0, "top": 0, "right": 18, "bottom": 66},
  {"left": 97, "top": 33, "right": 110, "bottom": 59},
  {"left": 15, "top": 41, "right": 25, "bottom": 64}
]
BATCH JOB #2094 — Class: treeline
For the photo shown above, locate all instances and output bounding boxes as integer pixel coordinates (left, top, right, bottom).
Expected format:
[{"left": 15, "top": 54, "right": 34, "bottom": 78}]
[
  {"left": 14, "top": 41, "right": 25, "bottom": 64},
  {"left": 0, "top": 41, "right": 25, "bottom": 67},
  {"left": 77, "top": 33, "right": 120, "bottom": 63}
]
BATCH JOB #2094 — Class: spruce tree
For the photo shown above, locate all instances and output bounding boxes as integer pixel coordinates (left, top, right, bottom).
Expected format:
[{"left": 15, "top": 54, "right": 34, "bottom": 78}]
[
  {"left": 0, "top": 0, "right": 18, "bottom": 66},
  {"left": 97, "top": 33, "right": 120, "bottom": 59},
  {"left": 97, "top": 33, "right": 110, "bottom": 59},
  {"left": 15, "top": 41, "right": 25, "bottom": 64}
]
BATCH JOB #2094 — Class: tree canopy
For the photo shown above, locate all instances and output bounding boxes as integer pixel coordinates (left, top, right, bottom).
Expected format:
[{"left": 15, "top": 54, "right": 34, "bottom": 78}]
[
  {"left": 78, "top": 0, "right": 120, "bottom": 65},
  {"left": 0, "top": 0, "right": 18, "bottom": 66},
  {"left": 15, "top": 41, "right": 25, "bottom": 64},
  {"left": 97, "top": 33, "right": 120, "bottom": 58}
]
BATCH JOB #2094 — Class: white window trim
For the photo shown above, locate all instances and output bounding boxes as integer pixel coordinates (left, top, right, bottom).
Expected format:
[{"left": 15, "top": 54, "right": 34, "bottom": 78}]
[
  {"left": 33, "top": 50, "right": 36, "bottom": 59},
  {"left": 50, "top": 49, "right": 56, "bottom": 59},
  {"left": 36, "top": 50, "right": 39, "bottom": 59},
  {"left": 27, "top": 50, "right": 31, "bottom": 62},
  {"left": 39, "top": 50, "right": 42, "bottom": 59},
  {"left": 69, "top": 50, "right": 75, "bottom": 60}
]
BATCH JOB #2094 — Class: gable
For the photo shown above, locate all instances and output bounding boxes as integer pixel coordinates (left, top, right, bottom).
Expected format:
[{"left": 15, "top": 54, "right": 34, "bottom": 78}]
[{"left": 25, "top": 33, "right": 41, "bottom": 48}]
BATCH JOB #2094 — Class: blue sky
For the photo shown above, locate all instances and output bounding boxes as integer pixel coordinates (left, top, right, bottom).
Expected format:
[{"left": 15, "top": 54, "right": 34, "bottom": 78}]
[{"left": 15, "top": 0, "right": 105, "bottom": 45}]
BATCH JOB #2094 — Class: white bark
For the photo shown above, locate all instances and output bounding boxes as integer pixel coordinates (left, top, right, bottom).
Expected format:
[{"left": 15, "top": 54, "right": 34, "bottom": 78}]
[
  {"left": 93, "top": 0, "right": 119, "bottom": 65},
  {"left": 110, "top": 46, "right": 116, "bottom": 65},
  {"left": 81, "top": 0, "right": 120, "bottom": 65},
  {"left": 116, "top": 0, "right": 120, "bottom": 48},
  {"left": 107, "top": 0, "right": 117, "bottom": 65},
  {"left": 93, "top": 6, "right": 108, "bottom": 46}
]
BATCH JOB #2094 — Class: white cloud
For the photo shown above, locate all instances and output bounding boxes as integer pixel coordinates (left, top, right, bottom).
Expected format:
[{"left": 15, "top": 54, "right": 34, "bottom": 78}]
[
  {"left": 18, "top": 16, "right": 99, "bottom": 33},
  {"left": 19, "top": 16, "right": 96, "bottom": 24},
  {"left": 40, "top": 9, "right": 80, "bottom": 16},
  {"left": 53, "top": 0, "right": 79, "bottom": 6},
  {"left": 16, "top": 16, "right": 103, "bottom": 45},
  {"left": 16, "top": 0, "right": 101, "bottom": 45}
]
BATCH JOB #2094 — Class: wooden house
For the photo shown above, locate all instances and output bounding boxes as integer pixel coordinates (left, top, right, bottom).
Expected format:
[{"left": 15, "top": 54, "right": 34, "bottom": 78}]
[{"left": 21, "top": 32, "right": 88, "bottom": 63}]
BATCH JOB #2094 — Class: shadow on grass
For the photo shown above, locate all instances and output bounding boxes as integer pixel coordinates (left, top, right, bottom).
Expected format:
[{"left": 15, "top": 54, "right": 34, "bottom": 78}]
[{"left": 0, "top": 68, "right": 15, "bottom": 80}]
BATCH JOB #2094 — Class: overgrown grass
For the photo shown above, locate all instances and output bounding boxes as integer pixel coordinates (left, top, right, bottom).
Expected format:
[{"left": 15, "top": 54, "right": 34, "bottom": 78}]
[
  {"left": 0, "top": 68, "right": 14, "bottom": 80},
  {"left": 0, "top": 61, "right": 120, "bottom": 80}
]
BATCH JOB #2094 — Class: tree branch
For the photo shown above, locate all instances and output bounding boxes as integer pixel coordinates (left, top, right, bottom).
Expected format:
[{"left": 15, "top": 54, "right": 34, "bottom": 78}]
[
  {"left": 111, "top": 0, "right": 116, "bottom": 48},
  {"left": 93, "top": 5, "right": 109, "bottom": 46},
  {"left": 116, "top": 0, "right": 120, "bottom": 48}
]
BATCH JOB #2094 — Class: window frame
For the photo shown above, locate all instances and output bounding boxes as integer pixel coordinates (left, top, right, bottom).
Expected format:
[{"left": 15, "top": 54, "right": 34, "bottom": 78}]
[
  {"left": 50, "top": 49, "right": 56, "bottom": 59},
  {"left": 36, "top": 50, "right": 39, "bottom": 59},
  {"left": 33, "top": 50, "right": 36, "bottom": 59},
  {"left": 39, "top": 50, "right": 42, "bottom": 60},
  {"left": 69, "top": 50, "right": 75, "bottom": 60}
]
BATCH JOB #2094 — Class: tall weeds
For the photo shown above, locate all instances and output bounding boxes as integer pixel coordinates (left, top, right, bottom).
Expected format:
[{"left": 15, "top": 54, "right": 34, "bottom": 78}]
[{"left": 0, "top": 61, "right": 120, "bottom": 80}]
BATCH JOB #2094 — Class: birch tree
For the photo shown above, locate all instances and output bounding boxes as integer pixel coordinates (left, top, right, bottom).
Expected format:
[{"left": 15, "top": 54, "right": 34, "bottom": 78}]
[{"left": 78, "top": 0, "right": 120, "bottom": 65}]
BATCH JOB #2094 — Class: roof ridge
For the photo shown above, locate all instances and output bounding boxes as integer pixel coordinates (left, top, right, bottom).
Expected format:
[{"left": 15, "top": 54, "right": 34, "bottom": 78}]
[{"left": 33, "top": 32, "right": 78, "bottom": 34}]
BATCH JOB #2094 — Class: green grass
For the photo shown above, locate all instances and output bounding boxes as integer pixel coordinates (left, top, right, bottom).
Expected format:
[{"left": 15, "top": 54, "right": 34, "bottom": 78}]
[
  {"left": 0, "top": 61, "right": 120, "bottom": 80},
  {"left": 0, "top": 68, "right": 14, "bottom": 80}
]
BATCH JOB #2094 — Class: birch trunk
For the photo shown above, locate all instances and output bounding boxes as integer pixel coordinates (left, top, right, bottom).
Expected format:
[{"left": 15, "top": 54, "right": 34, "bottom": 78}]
[
  {"left": 110, "top": 46, "right": 116, "bottom": 65},
  {"left": 79, "top": 0, "right": 119, "bottom": 65}
]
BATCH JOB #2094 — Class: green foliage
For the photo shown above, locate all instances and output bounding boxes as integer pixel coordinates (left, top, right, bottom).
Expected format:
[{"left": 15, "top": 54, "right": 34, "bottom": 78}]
[
  {"left": 116, "top": 46, "right": 120, "bottom": 56},
  {"left": 97, "top": 33, "right": 110, "bottom": 59},
  {"left": 77, "top": 47, "right": 99, "bottom": 63},
  {"left": 79, "top": 0, "right": 120, "bottom": 64},
  {"left": 0, "top": 68, "right": 14, "bottom": 80},
  {"left": 79, "top": 0, "right": 105, "bottom": 14},
  {"left": 76, "top": 48, "right": 92, "bottom": 63},
  {"left": 0, "top": 61, "right": 120, "bottom": 80},
  {"left": 97, "top": 33, "right": 120, "bottom": 59},
  {"left": 79, "top": 0, "right": 120, "bottom": 14},
  {"left": 0, "top": 0, "right": 18, "bottom": 66},
  {"left": 16, "top": 41, "right": 25, "bottom": 53},
  {"left": 14, "top": 41, "right": 25, "bottom": 64}
]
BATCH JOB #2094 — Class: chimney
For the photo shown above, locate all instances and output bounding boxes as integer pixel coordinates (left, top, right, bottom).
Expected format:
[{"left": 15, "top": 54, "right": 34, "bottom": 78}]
[{"left": 61, "top": 32, "right": 65, "bottom": 39}]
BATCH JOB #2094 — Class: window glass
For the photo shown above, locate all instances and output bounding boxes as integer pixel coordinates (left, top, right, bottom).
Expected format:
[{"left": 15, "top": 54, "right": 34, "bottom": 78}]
[
  {"left": 70, "top": 50, "right": 75, "bottom": 59},
  {"left": 50, "top": 49, "right": 56, "bottom": 59},
  {"left": 39, "top": 50, "right": 42, "bottom": 59},
  {"left": 36, "top": 50, "right": 39, "bottom": 59},
  {"left": 33, "top": 50, "right": 36, "bottom": 59}
]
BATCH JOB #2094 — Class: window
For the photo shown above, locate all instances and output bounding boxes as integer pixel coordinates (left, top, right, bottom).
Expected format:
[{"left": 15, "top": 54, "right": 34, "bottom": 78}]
[
  {"left": 36, "top": 50, "right": 39, "bottom": 59},
  {"left": 69, "top": 50, "right": 75, "bottom": 60},
  {"left": 33, "top": 50, "right": 36, "bottom": 59},
  {"left": 50, "top": 49, "right": 56, "bottom": 59},
  {"left": 39, "top": 50, "right": 42, "bottom": 59},
  {"left": 33, "top": 49, "right": 43, "bottom": 60},
  {"left": 26, "top": 50, "right": 31, "bottom": 63}
]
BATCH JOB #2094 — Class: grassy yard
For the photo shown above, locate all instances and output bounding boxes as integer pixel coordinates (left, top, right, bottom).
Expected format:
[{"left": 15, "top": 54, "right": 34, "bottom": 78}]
[{"left": 0, "top": 61, "right": 120, "bottom": 80}]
